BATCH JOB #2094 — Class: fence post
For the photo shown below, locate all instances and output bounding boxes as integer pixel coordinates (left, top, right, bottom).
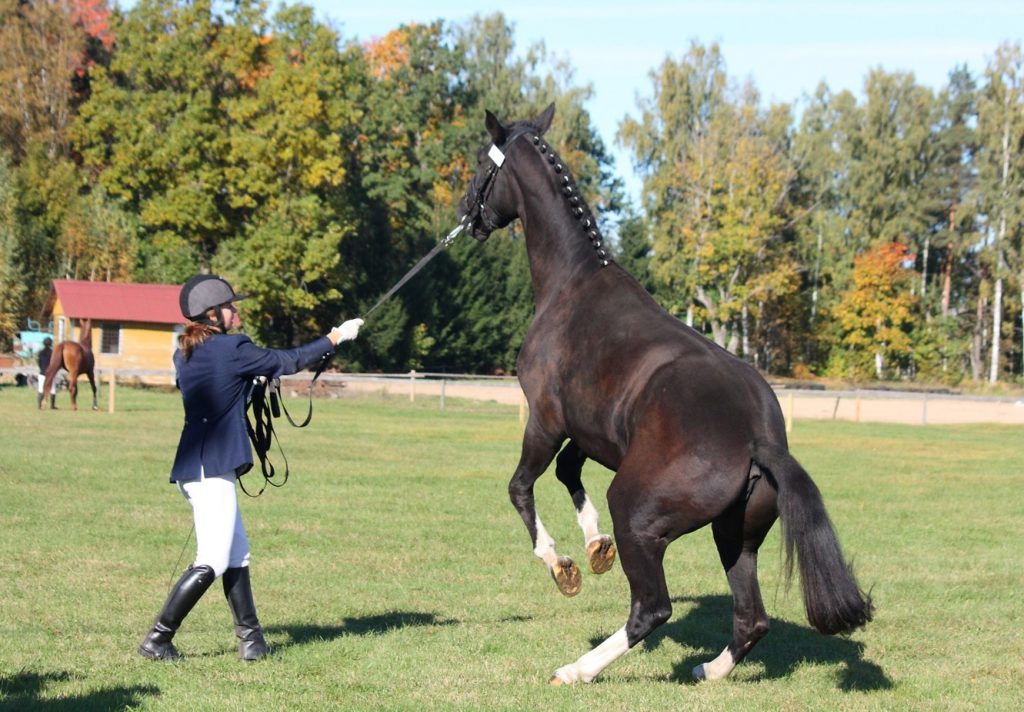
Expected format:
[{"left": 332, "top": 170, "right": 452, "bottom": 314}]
[
  {"left": 855, "top": 392, "right": 861, "bottom": 423},
  {"left": 519, "top": 389, "right": 527, "bottom": 426},
  {"left": 440, "top": 378, "right": 446, "bottom": 411},
  {"left": 785, "top": 392, "right": 794, "bottom": 434},
  {"left": 107, "top": 369, "right": 116, "bottom": 414},
  {"left": 409, "top": 370, "right": 416, "bottom": 403},
  {"left": 922, "top": 394, "right": 928, "bottom": 425}
]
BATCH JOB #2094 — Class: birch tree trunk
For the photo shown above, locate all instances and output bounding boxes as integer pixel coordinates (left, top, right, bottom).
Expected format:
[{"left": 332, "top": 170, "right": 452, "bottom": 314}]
[
  {"left": 989, "top": 273, "right": 1002, "bottom": 383},
  {"left": 988, "top": 85, "right": 1013, "bottom": 384}
]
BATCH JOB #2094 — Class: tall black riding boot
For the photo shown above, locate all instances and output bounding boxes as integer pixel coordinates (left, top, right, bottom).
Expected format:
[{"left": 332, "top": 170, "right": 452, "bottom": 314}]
[
  {"left": 223, "top": 566, "right": 270, "bottom": 661},
  {"left": 139, "top": 564, "right": 216, "bottom": 661},
  {"left": 49, "top": 394, "right": 57, "bottom": 410}
]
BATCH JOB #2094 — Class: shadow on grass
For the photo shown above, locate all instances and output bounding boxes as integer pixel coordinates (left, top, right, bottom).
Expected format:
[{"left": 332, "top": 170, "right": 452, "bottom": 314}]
[
  {"left": 586, "top": 594, "right": 889, "bottom": 690},
  {"left": 0, "top": 671, "right": 158, "bottom": 712},
  {"left": 267, "top": 610, "right": 458, "bottom": 651},
  {"left": 662, "top": 595, "right": 889, "bottom": 690}
]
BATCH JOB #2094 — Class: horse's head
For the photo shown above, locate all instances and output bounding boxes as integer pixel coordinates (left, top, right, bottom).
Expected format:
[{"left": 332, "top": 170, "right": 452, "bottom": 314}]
[{"left": 457, "top": 103, "right": 556, "bottom": 241}]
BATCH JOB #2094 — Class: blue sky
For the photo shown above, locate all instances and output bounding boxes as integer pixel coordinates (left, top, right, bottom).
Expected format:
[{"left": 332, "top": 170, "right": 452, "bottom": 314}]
[{"left": 305, "top": 1, "right": 1022, "bottom": 203}]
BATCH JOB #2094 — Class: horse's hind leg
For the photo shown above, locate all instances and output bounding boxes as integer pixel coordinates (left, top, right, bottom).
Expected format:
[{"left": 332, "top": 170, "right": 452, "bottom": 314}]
[
  {"left": 509, "top": 423, "right": 580, "bottom": 596},
  {"left": 86, "top": 370, "right": 98, "bottom": 410},
  {"left": 550, "top": 466, "right": 673, "bottom": 684},
  {"left": 67, "top": 369, "right": 80, "bottom": 410},
  {"left": 555, "top": 441, "right": 616, "bottom": 574},
  {"left": 41, "top": 348, "right": 62, "bottom": 410},
  {"left": 694, "top": 467, "right": 777, "bottom": 681}
]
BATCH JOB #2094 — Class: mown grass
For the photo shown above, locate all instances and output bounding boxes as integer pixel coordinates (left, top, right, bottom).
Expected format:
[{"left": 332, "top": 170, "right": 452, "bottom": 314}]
[{"left": 0, "top": 384, "right": 1021, "bottom": 711}]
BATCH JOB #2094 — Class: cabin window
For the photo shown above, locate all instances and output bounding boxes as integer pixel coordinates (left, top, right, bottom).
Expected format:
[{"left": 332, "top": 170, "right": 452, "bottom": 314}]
[{"left": 101, "top": 323, "right": 121, "bottom": 354}]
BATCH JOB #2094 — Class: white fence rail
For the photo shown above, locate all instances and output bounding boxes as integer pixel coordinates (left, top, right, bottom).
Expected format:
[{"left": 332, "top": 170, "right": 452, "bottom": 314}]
[{"left": 3, "top": 367, "right": 1023, "bottom": 426}]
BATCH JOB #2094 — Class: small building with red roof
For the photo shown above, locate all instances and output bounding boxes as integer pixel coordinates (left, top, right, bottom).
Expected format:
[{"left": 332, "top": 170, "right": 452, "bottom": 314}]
[{"left": 43, "top": 280, "right": 185, "bottom": 373}]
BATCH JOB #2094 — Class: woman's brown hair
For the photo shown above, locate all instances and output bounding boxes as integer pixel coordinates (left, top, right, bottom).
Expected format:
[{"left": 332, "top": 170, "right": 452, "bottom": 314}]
[{"left": 178, "top": 319, "right": 220, "bottom": 360}]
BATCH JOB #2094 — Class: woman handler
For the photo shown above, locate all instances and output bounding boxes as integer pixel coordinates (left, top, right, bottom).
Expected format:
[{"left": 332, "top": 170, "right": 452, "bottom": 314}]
[{"left": 139, "top": 274, "right": 363, "bottom": 661}]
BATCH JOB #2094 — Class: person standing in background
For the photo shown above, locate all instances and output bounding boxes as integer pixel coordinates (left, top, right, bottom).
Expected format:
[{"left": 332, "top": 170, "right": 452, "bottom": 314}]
[{"left": 36, "top": 337, "right": 56, "bottom": 409}]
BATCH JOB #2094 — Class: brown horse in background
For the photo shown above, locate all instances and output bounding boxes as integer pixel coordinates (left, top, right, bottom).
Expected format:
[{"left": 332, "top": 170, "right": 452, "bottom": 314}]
[{"left": 42, "top": 318, "right": 98, "bottom": 410}]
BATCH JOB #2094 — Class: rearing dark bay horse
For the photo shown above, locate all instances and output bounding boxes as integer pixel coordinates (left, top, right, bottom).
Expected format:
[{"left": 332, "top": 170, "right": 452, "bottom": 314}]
[{"left": 456, "top": 104, "right": 872, "bottom": 685}]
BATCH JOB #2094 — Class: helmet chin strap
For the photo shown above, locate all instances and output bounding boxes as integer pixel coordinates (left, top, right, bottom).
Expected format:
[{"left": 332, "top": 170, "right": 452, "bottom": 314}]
[{"left": 198, "top": 306, "right": 229, "bottom": 332}]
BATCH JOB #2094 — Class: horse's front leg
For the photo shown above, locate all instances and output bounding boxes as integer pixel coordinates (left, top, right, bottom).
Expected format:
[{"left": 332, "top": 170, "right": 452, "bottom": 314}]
[
  {"left": 509, "top": 424, "right": 581, "bottom": 596},
  {"left": 555, "top": 441, "right": 616, "bottom": 575}
]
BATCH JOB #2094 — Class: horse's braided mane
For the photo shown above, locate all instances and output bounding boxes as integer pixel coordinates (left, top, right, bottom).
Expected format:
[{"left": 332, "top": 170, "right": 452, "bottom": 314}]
[{"left": 519, "top": 128, "right": 612, "bottom": 267}]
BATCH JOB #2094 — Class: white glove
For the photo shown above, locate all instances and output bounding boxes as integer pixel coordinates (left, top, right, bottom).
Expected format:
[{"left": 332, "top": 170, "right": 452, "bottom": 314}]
[{"left": 331, "top": 318, "right": 363, "bottom": 344}]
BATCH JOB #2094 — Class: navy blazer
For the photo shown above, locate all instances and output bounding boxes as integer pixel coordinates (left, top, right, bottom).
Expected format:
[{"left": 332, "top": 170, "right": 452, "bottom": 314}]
[{"left": 170, "top": 333, "right": 334, "bottom": 483}]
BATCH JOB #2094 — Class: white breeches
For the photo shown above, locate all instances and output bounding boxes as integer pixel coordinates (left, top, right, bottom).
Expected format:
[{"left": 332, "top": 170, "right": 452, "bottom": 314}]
[
  {"left": 178, "top": 471, "right": 250, "bottom": 576},
  {"left": 37, "top": 373, "right": 56, "bottom": 394}
]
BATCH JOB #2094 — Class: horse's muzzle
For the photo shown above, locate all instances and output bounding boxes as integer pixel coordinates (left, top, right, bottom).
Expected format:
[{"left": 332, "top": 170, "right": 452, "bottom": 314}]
[{"left": 457, "top": 198, "right": 494, "bottom": 242}]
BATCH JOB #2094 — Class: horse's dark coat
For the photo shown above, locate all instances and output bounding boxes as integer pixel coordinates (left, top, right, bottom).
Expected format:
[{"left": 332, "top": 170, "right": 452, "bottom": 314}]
[{"left": 458, "top": 105, "right": 871, "bottom": 680}]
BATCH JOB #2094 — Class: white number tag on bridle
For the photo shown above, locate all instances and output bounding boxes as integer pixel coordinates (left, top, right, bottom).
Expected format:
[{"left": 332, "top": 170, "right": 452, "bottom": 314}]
[{"left": 488, "top": 144, "right": 506, "bottom": 167}]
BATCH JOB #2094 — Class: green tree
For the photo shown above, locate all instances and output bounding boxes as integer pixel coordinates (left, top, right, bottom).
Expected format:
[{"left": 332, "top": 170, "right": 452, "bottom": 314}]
[
  {"left": 619, "top": 42, "right": 798, "bottom": 358},
  {"left": 337, "top": 21, "right": 471, "bottom": 369},
  {"left": 976, "top": 41, "right": 1024, "bottom": 383},
  {"left": 11, "top": 142, "right": 78, "bottom": 314},
  {"left": 57, "top": 186, "right": 139, "bottom": 281},
  {"left": 74, "top": 0, "right": 231, "bottom": 263},
  {"left": 0, "top": 0, "right": 112, "bottom": 317},
  {"left": 790, "top": 85, "right": 860, "bottom": 370},
  {"left": 212, "top": 1, "right": 365, "bottom": 347},
  {"left": 0, "top": 153, "right": 24, "bottom": 348},
  {"left": 844, "top": 71, "right": 940, "bottom": 253},
  {"left": 614, "top": 207, "right": 654, "bottom": 293},
  {"left": 913, "top": 67, "right": 980, "bottom": 383},
  {"left": 931, "top": 67, "right": 979, "bottom": 320},
  {"left": 74, "top": 0, "right": 364, "bottom": 343},
  {"left": 0, "top": 0, "right": 87, "bottom": 161}
]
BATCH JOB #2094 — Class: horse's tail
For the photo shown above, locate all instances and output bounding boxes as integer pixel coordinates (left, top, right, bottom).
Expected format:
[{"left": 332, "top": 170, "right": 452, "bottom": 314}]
[
  {"left": 42, "top": 342, "right": 65, "bottom": 393},
  {"left": 751, "top": 438, "right": 873, "bottom": 635}
]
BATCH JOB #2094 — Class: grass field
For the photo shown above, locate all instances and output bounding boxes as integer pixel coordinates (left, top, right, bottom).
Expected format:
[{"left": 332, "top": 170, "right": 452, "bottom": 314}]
[{"left": 1, "top": 384, "right": 1021, "bottom": 711}]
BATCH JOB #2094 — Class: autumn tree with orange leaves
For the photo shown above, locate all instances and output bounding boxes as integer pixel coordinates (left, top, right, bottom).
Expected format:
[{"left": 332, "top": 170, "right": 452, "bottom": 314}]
[{"left": 830, "top": 241, "right": 919, "bottom": 379}]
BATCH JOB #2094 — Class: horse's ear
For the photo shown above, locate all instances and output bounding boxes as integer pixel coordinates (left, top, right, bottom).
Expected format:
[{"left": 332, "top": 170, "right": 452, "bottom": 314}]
[
  {"left": 534, "top": 102, "right": 556, "bottom": 135},
  {"left": 485, "top": 110, "right": 508, "bottom": 145}
]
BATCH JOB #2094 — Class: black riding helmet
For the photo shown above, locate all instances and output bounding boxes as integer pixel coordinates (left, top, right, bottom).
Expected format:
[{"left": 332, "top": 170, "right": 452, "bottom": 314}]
[{"left": 179, "top": 274, "right": 247, "bottom": 323}]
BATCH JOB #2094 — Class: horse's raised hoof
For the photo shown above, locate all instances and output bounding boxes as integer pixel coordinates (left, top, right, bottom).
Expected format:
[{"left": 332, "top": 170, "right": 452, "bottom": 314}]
[
  {"left": 587, "top": 536, "right": 616, "bottom": 574},
  {"left": 692, "top": 664, "right": 707, "bottom": 681},
  {"left": 551, "top": 556, "right": 581, "bottom": 597},
  {"left": 548, "top": 673, "right": 569, "bottom": 686}
]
